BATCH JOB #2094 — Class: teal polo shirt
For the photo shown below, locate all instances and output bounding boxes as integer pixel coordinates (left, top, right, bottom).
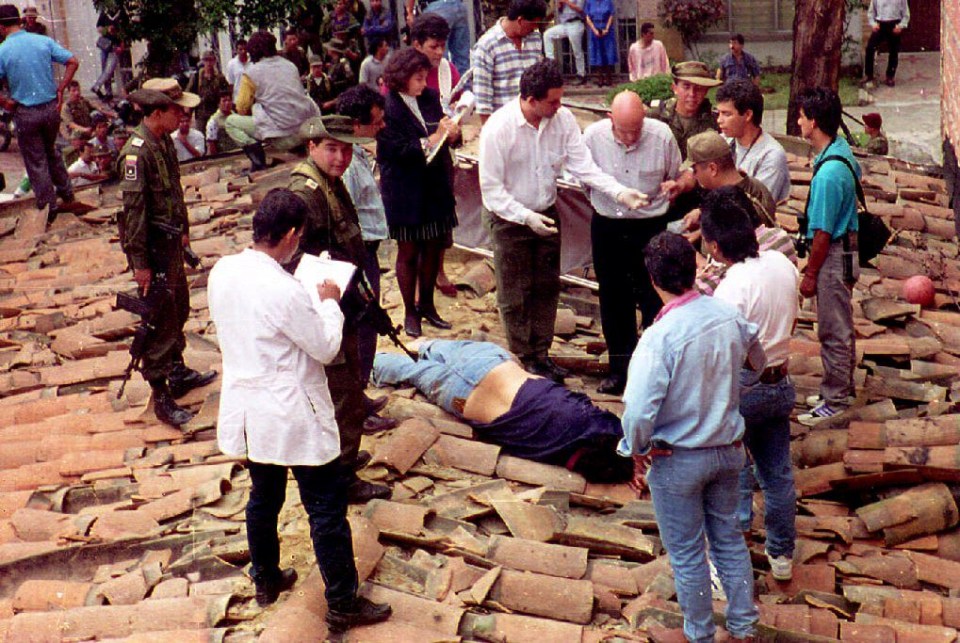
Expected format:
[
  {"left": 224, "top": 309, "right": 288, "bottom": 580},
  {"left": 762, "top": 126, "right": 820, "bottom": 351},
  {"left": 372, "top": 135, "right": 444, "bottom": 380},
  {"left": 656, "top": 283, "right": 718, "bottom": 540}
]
[
  {"left": 0, "top": 30, "right": 73, "bottom": 106},
  {"left": 806, "top": 136, "right": 860, "bottom": 240}
]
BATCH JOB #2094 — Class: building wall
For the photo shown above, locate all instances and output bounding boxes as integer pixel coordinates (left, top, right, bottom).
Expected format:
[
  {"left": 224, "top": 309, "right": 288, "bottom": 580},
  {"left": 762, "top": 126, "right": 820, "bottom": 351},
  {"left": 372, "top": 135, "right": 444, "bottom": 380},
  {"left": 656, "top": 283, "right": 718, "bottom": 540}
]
[{"left": 944, "top": 0, "right": 960, "bottom": 152}]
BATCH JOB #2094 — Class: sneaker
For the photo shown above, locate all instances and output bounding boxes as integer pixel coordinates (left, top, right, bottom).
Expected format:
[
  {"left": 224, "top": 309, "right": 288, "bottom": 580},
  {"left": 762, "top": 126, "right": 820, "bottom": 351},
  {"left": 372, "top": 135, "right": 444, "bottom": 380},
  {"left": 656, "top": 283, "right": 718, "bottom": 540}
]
[
  {"left": 767, "top": 551, "right": 793, "bottom": 581},
  {"left": 804, "top": 394, "right": 823, "bottom": 408},
  {"left": 709, "top": 559, "right": 727, "bottom": 601},
  {"left": 797, "top": 401, "right": 842, "bottom": 427},
  {"left": 326, "top": 596, "right": 392, "bottom": 633}
]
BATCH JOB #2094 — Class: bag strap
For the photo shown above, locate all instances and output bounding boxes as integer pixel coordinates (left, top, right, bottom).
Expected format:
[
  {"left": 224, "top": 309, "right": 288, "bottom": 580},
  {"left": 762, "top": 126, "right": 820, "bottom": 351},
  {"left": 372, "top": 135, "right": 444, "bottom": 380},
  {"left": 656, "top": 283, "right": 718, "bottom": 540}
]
[{"left": 815, "top": 153, "right": 868, "bottom": 212}]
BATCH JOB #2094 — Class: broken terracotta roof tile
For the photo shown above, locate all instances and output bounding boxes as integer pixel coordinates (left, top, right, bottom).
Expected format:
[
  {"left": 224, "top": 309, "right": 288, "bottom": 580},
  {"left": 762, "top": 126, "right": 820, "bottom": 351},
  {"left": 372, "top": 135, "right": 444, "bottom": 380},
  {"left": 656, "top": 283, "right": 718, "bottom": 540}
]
[{"left": 12, "top": 580, "right": 96, "bottom": 612}]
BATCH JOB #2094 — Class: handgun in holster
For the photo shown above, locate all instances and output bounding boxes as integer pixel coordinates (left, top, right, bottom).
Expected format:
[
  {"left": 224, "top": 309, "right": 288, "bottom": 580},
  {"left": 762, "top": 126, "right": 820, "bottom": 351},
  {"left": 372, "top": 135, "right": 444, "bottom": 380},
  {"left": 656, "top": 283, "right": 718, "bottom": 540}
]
[
  {"left": 151, "top": 220, "right": 201, "bottom": 269},
  {"left": 114, "top": 272, "right": 168, "bottom": 398}
]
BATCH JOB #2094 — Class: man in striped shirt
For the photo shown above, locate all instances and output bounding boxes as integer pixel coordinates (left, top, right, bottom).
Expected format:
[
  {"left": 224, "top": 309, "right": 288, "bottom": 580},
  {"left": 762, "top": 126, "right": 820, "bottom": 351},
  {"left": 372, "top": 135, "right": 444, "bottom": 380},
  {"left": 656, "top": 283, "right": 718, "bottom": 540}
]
[{"left": 471, "top": 0, "right": 547, "bottom": 124}]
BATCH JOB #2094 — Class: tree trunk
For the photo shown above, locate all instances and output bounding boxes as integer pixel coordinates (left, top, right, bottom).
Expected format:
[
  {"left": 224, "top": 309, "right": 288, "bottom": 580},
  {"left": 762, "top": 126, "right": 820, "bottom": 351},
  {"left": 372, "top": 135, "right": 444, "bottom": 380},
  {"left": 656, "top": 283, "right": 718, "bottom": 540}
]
[{"left": 786, "top": 0, "right": 846, "bottom": 136}]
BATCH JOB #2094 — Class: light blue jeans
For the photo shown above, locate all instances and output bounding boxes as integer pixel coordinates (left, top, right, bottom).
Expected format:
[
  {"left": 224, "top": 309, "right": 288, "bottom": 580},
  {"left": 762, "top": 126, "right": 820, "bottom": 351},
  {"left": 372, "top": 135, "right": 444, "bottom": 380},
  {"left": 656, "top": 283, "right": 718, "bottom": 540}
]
[
  {"left": 424, "top": 0, "right": 471, "bottom": 74},
  {"left": 738, "top": 372, "right": 797, "bottom": 558},
  {"left": 647, "top": 443, "right": 758, "bottom": 642},
  {"left": 544, "top": 20, "right": 586, "bottom": 77},
  {"left": 371, "top": 340, "right": 512, "bottom": 417}
]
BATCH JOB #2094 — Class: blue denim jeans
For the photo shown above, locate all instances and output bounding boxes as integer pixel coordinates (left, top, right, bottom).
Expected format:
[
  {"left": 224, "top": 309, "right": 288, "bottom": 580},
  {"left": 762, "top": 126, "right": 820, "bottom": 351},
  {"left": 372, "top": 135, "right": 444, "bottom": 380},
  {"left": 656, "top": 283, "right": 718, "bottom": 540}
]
[
  {"left": 246, "top": 459, "right": 359, "bottom": 610},
  {"left": 738, "top": 373, "right": 797, "bottom": 558},
  {"left": 371, "top": 340, "right": 512, "bottom": 417},
  {"left": 647, "top": 444, "right": 758, "bottom": 642},
  {"left": 424, "top": 0, "right": 471, "bottom": 74}
]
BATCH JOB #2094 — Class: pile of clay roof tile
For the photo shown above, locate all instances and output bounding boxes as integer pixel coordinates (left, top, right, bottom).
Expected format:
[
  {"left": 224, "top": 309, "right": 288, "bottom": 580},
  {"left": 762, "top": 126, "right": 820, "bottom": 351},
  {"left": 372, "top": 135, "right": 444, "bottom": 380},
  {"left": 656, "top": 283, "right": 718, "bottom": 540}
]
[{"left": 1, "top": 127, "right": 960, "bottom": 642}]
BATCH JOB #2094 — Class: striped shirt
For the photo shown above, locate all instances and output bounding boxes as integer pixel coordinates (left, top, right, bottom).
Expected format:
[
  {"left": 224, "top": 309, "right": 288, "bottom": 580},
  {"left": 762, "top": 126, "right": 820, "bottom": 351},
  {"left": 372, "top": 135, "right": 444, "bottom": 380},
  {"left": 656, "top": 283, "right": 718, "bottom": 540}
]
[
  {"left": 471, "top": 20, "right": 543, "bottom": 115},
  {"left": 696, "top": 225, "right": 797, "bottom": 296}
]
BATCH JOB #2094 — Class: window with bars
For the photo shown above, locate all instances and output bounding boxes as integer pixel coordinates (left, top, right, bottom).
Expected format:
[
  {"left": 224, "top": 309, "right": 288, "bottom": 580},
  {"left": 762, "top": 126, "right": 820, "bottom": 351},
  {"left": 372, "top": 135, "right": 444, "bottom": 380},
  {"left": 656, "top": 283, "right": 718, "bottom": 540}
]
[{"left": 706, "top": 0, "right": 796, "bottom": 34}]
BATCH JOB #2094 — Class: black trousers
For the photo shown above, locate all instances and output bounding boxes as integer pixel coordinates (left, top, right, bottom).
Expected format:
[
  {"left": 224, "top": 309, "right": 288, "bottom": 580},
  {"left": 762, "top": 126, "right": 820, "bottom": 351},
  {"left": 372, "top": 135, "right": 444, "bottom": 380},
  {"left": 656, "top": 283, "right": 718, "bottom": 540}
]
[
  {"left": 246, "top": 459, "right": 358, "bottom": 610},
  {"left": 591, "top": 214, "right": 667, "bottom": 378},
  {"left": 865, "top": 20, "right": 902, "bottom": 80}
]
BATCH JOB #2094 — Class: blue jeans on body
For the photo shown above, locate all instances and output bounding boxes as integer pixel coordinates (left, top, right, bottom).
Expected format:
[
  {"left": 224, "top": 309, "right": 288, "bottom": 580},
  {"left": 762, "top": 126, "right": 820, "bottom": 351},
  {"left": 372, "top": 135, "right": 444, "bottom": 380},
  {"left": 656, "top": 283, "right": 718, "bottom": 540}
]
[
  {"left": 647, "top": 443, "right": 758, "bottom": 642},
  {"left": 423, "top": 0, "right": 471, "bottom": 74},
  {"left": 246, "top": 459, "right": 358, "bottom": 610},
  {"left": 738, "top": 372, "right": 797, "bottom": 558},
  {"left": 371, "top": 340, "right": 512, "bottom": 417}
]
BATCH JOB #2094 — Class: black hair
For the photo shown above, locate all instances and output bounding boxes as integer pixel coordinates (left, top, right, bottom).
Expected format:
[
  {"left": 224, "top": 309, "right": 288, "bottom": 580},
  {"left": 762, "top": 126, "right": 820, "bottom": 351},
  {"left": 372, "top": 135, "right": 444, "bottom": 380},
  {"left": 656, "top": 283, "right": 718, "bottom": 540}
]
[
  {"left": 247, "top": 31, "right": 278, "bottom": 63},
  {"left": 253, "top": 189, "right": 307, "bottom": 246},
  {"left": 507, "top": 0, "right": 548, "bottom": 22},
  {"left": 369, "top": 36, "right": 387, "bottom": 54},
  {"left": 730, "top": 33, "right": 745, "bottom": 45},
  {"left": 700, "top": 186, "right": 760, "bottom": 263},
  {"left": 644, "top": 232, "right": 696, "bottom": 295},
  {"left": 410, "top": 13, "right": 450, "bottom": 44},
  {"left": 797, "top": 87, "right": 842, "bottom": 138},
  {"left": 570, "top": 436, "right": 634, "bottom": 484},
  {"left": 640, "top": 22, "right": 655, "bottom": 35},
  {"left": 382, "top": 47, "right": 431, "bottom": 93},
  {"left": 519, "top": 59, "right": 563, "bottom": 100},
  {"left": 235, "top": 38, "right": 247, "bottom": 47},
  {"left": 66, "top": 79, "right": 80, "bottom": 89},
  {"left": 716, "top": 78, "right": 764, "bottom": 126},
  {"left": 336, "top": 84, "right": 385, "bottom": 124}
]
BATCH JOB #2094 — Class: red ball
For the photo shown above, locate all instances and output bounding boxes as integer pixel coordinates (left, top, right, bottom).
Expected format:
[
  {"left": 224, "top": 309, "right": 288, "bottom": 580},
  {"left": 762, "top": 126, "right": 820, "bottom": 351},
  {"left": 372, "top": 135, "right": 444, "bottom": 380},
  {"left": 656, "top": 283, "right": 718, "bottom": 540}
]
[{"left": 902, "top": 275, "right": 936, "bottom": 307}]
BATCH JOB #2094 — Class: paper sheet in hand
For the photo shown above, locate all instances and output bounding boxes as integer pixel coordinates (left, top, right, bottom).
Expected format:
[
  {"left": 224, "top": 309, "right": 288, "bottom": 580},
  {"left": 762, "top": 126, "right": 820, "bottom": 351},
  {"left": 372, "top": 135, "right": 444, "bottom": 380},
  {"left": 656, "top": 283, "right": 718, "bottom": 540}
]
[{"left": 294, "top": 252, "right": 356, "bottom": 313}]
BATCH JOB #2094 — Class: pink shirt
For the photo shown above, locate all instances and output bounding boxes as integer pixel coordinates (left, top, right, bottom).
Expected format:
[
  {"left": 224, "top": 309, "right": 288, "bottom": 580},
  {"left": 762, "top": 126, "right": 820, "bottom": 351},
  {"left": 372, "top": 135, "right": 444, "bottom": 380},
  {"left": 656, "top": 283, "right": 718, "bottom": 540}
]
[{"left": 628, "top": 40, "right": 669, "bottom": 81}]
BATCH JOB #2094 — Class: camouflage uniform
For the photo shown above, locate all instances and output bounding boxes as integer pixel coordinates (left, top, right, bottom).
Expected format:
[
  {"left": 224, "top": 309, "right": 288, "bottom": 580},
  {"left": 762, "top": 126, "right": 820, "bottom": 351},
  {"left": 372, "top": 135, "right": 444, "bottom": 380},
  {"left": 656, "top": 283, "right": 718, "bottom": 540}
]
[
  {"left": 648, "top": 97, "right": 719, "bottom": 160},
  {"left": 866, "top": 133, "right": 889, "bottom": 156}
]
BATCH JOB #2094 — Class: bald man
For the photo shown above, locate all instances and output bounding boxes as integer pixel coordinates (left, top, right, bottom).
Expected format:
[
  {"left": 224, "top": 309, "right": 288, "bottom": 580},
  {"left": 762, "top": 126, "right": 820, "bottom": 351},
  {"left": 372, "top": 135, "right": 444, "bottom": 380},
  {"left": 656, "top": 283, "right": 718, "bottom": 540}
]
[{"left": 583, "top": 91, "right": 682, "bottom": 394}]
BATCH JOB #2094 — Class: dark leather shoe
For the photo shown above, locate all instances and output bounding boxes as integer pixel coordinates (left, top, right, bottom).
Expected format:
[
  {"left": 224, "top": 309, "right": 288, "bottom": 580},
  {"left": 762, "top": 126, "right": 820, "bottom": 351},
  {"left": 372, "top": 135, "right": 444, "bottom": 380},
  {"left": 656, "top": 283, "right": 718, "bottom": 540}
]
[
  {"left": 352, "top": 450, "right": 372, "bottom": 470},
  {"left": 404, "top": 313, "right": 422, "bottom": 338},
  {"left": 420, "top": 308, "right": 452, "bottom": 330},
  {"left": 255, "top": 567, "right": 298, "bottom": 606},
  {"left": 152, "top": 383, "right": 194, "bottom": 427},
  {"left": 885, "top": 77, "right": 896, "bottom": 87},
  {"left": 347, "top": 480, "right": 391, "bottom": 504},
  {"left": 597, "top": 374, "right": 626, "bottom": 395},
  {"left": 364, "top": 394, "right": 389, "bottom": 416},
  {"left": 168, "top": 365, "right": 218, "bottom": 399},
  {"left": 542, "top": 357, "right": 569, "bottom": 380},
  {"left": 327, "top": 596, "right": 392, "bottom": 633},
  {"left": 363, "top": 414, "right": 398, "bottom": 434}
]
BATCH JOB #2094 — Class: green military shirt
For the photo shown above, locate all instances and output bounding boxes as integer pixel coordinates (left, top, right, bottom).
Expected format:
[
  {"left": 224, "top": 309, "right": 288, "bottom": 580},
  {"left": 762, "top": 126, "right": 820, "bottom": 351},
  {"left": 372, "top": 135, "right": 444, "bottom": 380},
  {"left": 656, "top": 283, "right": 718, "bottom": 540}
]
[
  {"left": 288, "top": 157, "right": 366, "bottom": 266},
  {"left": 648, "top": 97, "right": 719, "bottom": 160},
  {"left": 866, "top": 132, "right": 889, "bottom": 156},
  {"left": 116, "top": 123, "right": 188, "bottom": 270}
]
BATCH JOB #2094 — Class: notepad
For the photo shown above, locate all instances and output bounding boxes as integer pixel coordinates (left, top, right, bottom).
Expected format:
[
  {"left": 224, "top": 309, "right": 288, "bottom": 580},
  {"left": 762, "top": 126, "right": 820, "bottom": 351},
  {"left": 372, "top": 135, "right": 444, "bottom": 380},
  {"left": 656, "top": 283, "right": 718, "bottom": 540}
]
[{"left": 294, "top": 252, "right": 357, "bottom": 314}]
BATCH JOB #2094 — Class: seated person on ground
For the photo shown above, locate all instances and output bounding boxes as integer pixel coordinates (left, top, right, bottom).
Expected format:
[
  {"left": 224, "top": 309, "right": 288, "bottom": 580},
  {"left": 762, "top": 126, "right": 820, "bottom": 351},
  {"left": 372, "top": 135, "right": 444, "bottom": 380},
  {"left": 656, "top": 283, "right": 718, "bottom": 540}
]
[
  {"left": 67, "top": 140, "right": 110, "bottom": 186},
  {"left": 372, "top": 340, "right": 633, "bottom": 483}
]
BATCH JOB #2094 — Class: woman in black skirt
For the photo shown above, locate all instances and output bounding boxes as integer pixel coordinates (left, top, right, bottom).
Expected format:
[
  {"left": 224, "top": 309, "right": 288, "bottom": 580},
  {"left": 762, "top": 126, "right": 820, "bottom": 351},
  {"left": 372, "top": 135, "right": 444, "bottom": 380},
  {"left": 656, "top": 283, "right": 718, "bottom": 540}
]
[{"left": 377, "top": 47, "right": 460, "bottom": 338}]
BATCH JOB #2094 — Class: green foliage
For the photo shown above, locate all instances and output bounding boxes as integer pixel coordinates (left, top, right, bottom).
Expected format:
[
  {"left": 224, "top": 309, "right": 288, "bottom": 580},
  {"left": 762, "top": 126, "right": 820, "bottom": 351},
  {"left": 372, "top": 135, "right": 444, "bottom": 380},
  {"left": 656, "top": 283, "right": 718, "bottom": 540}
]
[
  {"left": 658, "top": 0, "right": 726, "bottom": 55},
  {"left": 607, "top": 73, "right": 674, "bottom": 104}
]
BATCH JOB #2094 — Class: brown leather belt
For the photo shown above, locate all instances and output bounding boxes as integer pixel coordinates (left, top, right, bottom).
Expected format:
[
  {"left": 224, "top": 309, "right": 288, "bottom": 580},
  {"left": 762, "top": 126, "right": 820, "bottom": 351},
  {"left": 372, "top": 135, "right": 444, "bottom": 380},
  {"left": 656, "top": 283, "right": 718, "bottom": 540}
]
[
  {"left": 759, "top": 362, "right": 788, "bottom": 385},
  {"left": 649, "top": 439, "right": 743, "bottom": 458}
]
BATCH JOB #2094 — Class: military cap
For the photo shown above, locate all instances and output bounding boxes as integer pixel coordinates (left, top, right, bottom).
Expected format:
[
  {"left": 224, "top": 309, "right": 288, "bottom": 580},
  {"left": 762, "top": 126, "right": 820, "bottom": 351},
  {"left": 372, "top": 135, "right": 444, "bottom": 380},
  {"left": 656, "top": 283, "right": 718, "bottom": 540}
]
[
  {"left": 862, "top": 112, "right": 882, "bottom": 129},
  {"left": 672, "top": 61, "right": 722, "bottom": 88},
  {"left": 299, "top": 115, "right": 373, "bottom": 145},
  {"left": 323, "top": 38, "right": 347, "bottom": 55},
  {"left": 127, "top": 88, "right": 175, "bottom": 109},
  {"left": 308, "top": 53, "right": 324, "bottom": 66},
  {"left": 0, "top": 5, "right": 19, "bottom": 23},
  {"left": 141, "top": 77, "right": 201, "bottom": 109},
  {"left": 680, "top": 131, "right": 733, "bottom": 170}
]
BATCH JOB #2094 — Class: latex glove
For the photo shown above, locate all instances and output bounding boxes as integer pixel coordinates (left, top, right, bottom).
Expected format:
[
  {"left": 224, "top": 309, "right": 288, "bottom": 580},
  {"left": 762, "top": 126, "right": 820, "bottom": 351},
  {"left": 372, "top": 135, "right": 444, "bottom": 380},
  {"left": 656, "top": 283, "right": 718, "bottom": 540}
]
[
  {"left": 616, "top": 189, "right": 650, "bottom": 210},
  {"left": 523, "top": 212, "right": 559, "bottom": 236}
]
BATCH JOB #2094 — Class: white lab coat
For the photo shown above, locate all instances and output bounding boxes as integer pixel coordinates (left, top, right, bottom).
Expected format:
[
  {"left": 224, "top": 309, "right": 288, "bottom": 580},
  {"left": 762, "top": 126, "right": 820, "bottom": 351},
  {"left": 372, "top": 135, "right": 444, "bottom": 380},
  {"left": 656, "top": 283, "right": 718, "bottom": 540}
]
[{"left": 208, "top": 248, "right": 344, "bottom": 466}]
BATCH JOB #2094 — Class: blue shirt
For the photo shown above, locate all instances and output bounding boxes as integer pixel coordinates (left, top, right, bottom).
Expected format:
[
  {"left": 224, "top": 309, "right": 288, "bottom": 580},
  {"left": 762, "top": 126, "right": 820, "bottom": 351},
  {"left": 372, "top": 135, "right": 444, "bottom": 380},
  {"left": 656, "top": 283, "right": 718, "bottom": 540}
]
[
  {"left": 343, "top": 144, "right": 388, "bottom": 241},
  {"left": 806, "top": 137, "right": 860, "bottom": 239},
  {"left": 618, "top": 294, "right": 764, "bottom": 456},
  {"left": 0, "top": 30, "right": 73, "bottom": 106},
  {"left": 719, "top": 51, "right": 761, "bottom": 82}
]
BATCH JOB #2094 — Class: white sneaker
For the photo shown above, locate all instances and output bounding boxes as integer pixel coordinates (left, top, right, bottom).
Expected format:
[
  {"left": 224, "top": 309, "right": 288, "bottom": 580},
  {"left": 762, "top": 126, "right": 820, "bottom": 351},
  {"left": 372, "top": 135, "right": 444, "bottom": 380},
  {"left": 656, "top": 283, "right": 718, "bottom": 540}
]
[
  {"left": 804, "top": 394, "right": 822, "bottom": 407},
  {"left": 798, "top": 401, "right": 844, "bottom": 427},
  {"left": 767, "top": 551, "right": 793, "bottom": 581},
  {"left": 709, "top": 559, "right": 727, "bottom": 601}
]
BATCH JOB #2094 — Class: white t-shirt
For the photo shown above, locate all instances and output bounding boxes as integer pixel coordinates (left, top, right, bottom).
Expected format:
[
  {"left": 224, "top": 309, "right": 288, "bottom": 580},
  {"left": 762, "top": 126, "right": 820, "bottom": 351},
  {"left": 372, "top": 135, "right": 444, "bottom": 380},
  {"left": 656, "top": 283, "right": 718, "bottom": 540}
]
[
  {"left": 68, "top": 158, "right": 98, "bottom": 186},
  {"left": 172, "top": 128, "right": 205, "bottom": 162},
  {"left": 713, "top": 250, "right": 798, "bottom": 367},
  {"left": 225, "top": 55, "right": 250, "bottom": 100},
  {"left": 734, "top": 130, "right": 791, "bottom": 203}
]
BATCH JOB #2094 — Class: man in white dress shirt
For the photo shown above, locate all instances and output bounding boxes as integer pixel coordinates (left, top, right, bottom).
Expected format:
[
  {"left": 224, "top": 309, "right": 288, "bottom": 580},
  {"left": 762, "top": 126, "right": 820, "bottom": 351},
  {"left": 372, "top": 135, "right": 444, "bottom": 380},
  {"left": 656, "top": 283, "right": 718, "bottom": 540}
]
[
  {"left": 583, "top": 91, "right": 681, "bottom": 394},
  {"left": 715, "top": 79, "right": 790, "bottom": 203},
  {"left": 479, "top": 60, "right": 648, "bottom": 382},
  {"left": 208, "top": 188, "right": 391, "bottom": 632}
]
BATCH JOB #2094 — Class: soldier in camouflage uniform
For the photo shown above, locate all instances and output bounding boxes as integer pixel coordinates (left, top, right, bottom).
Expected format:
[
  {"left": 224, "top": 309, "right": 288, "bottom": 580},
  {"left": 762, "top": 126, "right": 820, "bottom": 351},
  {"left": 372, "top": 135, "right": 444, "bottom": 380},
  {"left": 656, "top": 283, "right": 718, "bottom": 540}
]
[
  {"left": 862, "top": 112, "right": 889, "bottom": 156},
  {"left": 117, "top": 80, "right": 216, "bottom": 427},
  {"left": 287, "top": 115, "right": 392, "bottom": 504},
  {"left": 649, "top": 61, "right": 722, "bottom": 218}
]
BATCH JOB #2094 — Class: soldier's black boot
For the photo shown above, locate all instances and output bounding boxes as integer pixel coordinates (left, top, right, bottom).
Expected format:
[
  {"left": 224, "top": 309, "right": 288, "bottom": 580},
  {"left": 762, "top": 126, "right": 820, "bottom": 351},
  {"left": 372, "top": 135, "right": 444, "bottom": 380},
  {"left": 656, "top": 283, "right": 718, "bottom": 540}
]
[
  {"left": 242, "top": 142, "right": 267, "bottom": 172},
  {"left": 150, "top": 379, "right": 194, "bottom": 427},
  {"left": 168, "top": 362, "right": 218, "bottom": 399}
]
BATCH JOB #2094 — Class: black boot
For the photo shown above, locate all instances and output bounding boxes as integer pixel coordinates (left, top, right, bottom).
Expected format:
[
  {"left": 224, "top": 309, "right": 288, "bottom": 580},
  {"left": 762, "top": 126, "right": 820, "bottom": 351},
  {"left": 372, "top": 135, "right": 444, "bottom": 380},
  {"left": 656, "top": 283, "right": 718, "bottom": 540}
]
[
  {"left": 168, "top": 362, "right": 218, "bottom": 399},
  {"left": 242, "top": 142, "right": 268, "bottom": 172},
  {"left": 326, "top": 596, "right": 392, "bottom": 632},
  {"left": 150, "top": 380, "right": 194, "bottom": 427},
  {"left": 254, "top": 567, "right": 298, "bottom": 606}
]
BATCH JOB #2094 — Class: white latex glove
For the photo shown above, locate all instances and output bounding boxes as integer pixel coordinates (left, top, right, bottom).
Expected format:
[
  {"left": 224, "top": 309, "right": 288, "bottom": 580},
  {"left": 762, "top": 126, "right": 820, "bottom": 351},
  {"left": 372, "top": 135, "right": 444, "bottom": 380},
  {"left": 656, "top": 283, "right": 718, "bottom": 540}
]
[
  {"left": 523, "top": 212, "right": 559, "bottom": 236},
  {"left": 616, "top": 189, "right": 650, "bottom": 210}
]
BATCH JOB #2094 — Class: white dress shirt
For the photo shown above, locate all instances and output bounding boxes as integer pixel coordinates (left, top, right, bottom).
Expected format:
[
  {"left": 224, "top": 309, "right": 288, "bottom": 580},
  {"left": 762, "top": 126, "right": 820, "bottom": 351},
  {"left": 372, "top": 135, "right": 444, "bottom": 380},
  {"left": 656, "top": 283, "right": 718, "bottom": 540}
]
[
  {"left": 583, "top": 118, "right": 680, "bottom": 219},
  {"left": 479, "top": 98, "right": 628, "bottom": 224},
  {"left": 208, "top": 248, "right": 345, "bottom": 466}
]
